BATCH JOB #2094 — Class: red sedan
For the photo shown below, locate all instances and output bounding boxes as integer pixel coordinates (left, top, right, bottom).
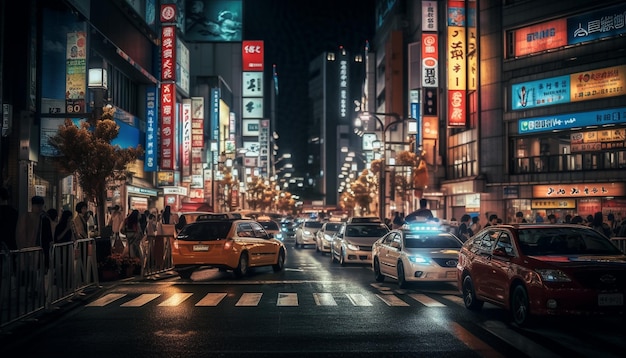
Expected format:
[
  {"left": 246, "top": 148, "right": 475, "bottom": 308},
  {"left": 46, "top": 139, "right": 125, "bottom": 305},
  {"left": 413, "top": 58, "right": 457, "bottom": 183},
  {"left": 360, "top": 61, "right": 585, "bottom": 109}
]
[{"left": 457, "top": 224, "right": 626, "bottom": 326}]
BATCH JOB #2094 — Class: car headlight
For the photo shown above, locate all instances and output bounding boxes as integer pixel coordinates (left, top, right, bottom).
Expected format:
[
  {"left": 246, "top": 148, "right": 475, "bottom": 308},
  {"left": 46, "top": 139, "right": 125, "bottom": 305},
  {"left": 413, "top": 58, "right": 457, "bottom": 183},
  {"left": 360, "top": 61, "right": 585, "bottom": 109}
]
[
  {"left": 304, "top": 230, "right": 312, "bottom": 235},
  {"left": 535, "top": 269, "right": 572, "bottom": 282},
  {"left": 346, "top": 243, "right": 359, "bottom": 251},
  {"left": 408, "top": 255, "right": 430, "bottom": 264}
]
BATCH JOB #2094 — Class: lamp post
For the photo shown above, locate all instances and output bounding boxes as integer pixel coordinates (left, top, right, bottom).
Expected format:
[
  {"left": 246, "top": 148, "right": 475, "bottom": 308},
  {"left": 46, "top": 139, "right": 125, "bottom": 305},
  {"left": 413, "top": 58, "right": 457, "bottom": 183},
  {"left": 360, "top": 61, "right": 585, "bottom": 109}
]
[{"left": 355, "top": 112, "right": 407, "bottom": 220}]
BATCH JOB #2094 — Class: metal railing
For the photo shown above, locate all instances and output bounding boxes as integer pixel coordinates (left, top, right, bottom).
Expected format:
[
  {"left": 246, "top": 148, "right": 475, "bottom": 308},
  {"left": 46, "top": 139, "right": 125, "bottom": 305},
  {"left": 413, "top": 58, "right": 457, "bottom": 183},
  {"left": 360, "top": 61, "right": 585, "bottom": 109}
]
[{"left": 610, "top": 237, "right": 626, "bottom": 254}]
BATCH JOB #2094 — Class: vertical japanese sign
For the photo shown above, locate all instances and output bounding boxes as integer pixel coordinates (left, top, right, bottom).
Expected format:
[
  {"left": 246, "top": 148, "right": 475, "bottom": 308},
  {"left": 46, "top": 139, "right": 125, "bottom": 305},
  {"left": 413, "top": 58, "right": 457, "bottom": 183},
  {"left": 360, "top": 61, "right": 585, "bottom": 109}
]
[
  {"left": 447, "top": 1, "right": 467, "bottom": 127},
  {"left": 191, "top": 97, "right": 204, "bottom": 148},
  {"left": 161, "top": 26, "right": 176, "bottom": 81},
  {"left": 144, "top": 87, "right": 157, "bottom": 172},
  {"left": 339, "top": 57, "right": 349, "bottom": 118},
  {"left": 160, "top": 83, "right": 175, "bottom": 170},
  {"left": 421, "top": 33, "right": 438, "bottom": 87},
  {"left": 181, "top": 99, "right": 192, "bottom": 177},
  {"left": 65, "top": 31, "right": 86, "bottom": 114}
]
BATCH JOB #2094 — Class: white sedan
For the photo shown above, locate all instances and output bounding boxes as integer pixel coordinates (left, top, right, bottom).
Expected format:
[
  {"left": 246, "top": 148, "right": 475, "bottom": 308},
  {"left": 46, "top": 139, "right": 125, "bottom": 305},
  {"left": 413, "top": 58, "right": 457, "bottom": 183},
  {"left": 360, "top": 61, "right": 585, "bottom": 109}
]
[{"left": 372, "top": 222, "right": 463, "bottom": 288}]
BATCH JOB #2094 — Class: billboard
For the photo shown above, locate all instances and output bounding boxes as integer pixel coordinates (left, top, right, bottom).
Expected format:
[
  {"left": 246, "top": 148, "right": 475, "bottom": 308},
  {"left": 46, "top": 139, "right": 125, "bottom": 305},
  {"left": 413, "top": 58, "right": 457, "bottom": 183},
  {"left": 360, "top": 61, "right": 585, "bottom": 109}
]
[{"left": 184, "top": 0, "right": 242, "bottom": 42}]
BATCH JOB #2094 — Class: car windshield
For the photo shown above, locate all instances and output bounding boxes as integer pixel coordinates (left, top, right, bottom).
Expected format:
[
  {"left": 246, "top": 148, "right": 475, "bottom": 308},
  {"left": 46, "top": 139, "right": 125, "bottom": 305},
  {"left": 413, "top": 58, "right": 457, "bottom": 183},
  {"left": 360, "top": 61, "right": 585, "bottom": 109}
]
[
  {"left": 404, "top": 233, "right": 462, "bottom": 249},
  {"left": 259, "top": 221, "right": 279, "bottom": 231},
  {"left": 177, "top": 221, "right": 233, "bottom": 241},
  {"left": 304, "top": 221, "right": 323, "bottom": 229},
  {"left": 517, "top": 227, "right": 624, "bottom": 256},
  {"left": 325, "top": 223, "right": 343, "bottom": 231},
  {"left": 345, "top": 224, "right": 389, "bottom": 237}
]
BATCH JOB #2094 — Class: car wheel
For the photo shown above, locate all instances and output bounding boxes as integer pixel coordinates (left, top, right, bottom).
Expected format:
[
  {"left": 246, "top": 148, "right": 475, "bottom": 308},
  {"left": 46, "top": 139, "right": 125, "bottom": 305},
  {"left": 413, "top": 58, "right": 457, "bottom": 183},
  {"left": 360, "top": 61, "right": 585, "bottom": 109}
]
[
  {"left": 339, "top": 249, "right": 346, "bottom": 266},
  {"left": 511, "top": 285, "right": 532, "bottom": 327},
  {"left": 272, "top": 249, "right": 285, "bottom": 272},
  {"left": 234, "top": 252, "right": 249, "bottom": 278},
  {"left": 397, "top": 262, "right": 408, "bottom": 288},
  {"left": 462, "top": 275, "right": 484, "bottom": 311},
  {"left": 373, "top": 258, "right": 385, "bottom": 282}
]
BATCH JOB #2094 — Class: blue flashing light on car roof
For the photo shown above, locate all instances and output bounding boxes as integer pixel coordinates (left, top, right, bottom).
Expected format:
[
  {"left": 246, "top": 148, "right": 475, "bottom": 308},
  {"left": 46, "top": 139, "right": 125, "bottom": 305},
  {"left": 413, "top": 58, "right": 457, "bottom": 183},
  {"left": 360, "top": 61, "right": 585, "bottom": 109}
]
[{"left": 402, "top": 221, "right": 443, "bottom": 233}]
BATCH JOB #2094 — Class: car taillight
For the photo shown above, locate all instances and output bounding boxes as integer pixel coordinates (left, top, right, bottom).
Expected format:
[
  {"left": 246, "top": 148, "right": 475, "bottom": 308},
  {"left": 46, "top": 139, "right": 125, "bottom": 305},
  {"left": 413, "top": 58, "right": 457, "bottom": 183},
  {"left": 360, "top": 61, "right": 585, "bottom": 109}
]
[{"left": 223, "top": 238, "right": 234, "bottom": 250}]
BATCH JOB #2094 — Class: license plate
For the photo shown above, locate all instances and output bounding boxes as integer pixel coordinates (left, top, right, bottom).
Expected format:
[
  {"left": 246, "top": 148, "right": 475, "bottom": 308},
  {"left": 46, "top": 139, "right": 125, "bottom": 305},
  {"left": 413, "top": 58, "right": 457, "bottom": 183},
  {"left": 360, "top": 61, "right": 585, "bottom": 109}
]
[
  {"left": 598, "top": 293, "right": 624, "bottom": 307},
  {"left": 193, "top": 244, "right": 210, "bottom": 251}
]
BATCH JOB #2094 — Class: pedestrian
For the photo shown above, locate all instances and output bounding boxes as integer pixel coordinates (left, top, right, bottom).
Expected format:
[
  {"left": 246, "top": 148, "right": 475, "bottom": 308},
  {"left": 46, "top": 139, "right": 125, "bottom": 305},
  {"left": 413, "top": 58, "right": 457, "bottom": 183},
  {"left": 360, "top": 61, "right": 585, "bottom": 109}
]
[
  {"left": 0, "top": 187, "right": 18, "bottom": 251},
  {"left": 590, "top": 212, "right": 611, "bottom": 237},
  {"left": 484, "top": 214, "right": 498, "bottom": 227},
  {"left": 146, "top": 213, "right": 159, "bottom": 235},
  {"left": 140, "top": 210, "right": 150, "bottom": 235},
  {"left": 392, "top": 211, "right": 404, "bottom": 229},
  {"left": 108, "top": 205, "right": 124, "bottom": 239},
  {"left": 162, "top": 205, "right": 178, "bottom": 225},
  {"left": 469, "top": 216, "right": 481, "bottom": 233},
  {"left": 456, "top": 214, "right": 473, "bottom": 242},
  {"left": 535, "top": 213, "right": 544, "bottom": 223},
  {"left": 547, "top": 214, "right": 557, "bottom": 224},
  {"left": 122, "top": 209, "right": 142, "bottom": 259},
  {"left": 54, "top": 210, "right": 74, "bottom": 243},
  {"left": 16, "top": 196, "right": 53, "bottom": 267},
  {"left": 47, "top": 208, "right": 59, "bottom": 237},
  {"left": 564, "top": 214, "right": 572, "bottom": 224},
  {"left": 571, "top": 215, "right": 584, "bottom": 225},
  {"left": 514, "top": 211, "right": 527, "bottom": 223},
  {"left": 404, "top": 199, "right": 434, "bottom": 222},
  {"left": 72, "top": 201, "right": 89, "bottom": 241},
  {"left": 607, "top": 213, "right": 618, "bottom": 236}
]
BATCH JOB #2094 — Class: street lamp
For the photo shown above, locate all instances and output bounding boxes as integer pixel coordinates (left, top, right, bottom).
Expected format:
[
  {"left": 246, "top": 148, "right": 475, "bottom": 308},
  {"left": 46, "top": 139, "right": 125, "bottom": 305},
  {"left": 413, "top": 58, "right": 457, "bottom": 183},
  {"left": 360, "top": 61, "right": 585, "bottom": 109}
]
[{"left": 354, "top": 112, "right": 408, "bottom": 220}]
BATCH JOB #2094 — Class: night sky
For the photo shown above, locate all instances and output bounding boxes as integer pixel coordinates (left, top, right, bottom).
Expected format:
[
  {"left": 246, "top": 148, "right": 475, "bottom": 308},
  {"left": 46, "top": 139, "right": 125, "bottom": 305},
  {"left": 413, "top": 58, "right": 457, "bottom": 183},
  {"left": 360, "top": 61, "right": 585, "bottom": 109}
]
[{"left": 244, "top": 0, "right": 376, "bottom": 175}]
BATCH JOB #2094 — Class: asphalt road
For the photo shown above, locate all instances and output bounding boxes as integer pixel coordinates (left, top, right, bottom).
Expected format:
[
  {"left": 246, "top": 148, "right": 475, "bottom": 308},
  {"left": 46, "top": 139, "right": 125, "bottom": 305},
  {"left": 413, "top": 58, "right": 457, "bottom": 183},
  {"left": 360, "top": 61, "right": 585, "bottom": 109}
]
[{"left": 2, "top": 243, "right": 625, "bottom": 357}]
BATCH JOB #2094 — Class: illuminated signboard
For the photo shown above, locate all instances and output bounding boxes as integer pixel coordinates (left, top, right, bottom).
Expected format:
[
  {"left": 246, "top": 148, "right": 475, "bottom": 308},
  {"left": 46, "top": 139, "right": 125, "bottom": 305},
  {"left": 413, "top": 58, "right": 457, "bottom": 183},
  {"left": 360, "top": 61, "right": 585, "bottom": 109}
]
[
  {"left": 567, "top": 3, "right": 626, "bottom": 45},
  {"left": 512, "top": 65, "right": 626, "bottom": 110},
  {"left": 160, "top": 83, "right": 176, "bottom": 170},
  {"left": 422, "top": 33, "right": 438, "bottom": 87},
  {"left": 518, "top": 106, "right": 626, "bottom": 134},
  {"left": 422, "top": 1, "right": 438, "bottom": 32},
  {"left": 161, "top": 26, "right": 176, "bottom": 81},
  {"left": 533, "top": 182, "right": 625, "bottom": 198},
  {"left": 145, "top": 87, "right": 157, "bottom": 172},
  {"left": 514, "top": 19, "right": 567, "bottom": 57},
  {"left": 185, "top": 0, "right": 243, "bottom": 42},
  {"left": 181, "top": 99, "right": 192, "bottom": 177},
  {"left": 242, "top": 40, "right": 264, "bottom": 71},
  {"left": 191, "top": 97, "right": 204, "bottom": 148}
]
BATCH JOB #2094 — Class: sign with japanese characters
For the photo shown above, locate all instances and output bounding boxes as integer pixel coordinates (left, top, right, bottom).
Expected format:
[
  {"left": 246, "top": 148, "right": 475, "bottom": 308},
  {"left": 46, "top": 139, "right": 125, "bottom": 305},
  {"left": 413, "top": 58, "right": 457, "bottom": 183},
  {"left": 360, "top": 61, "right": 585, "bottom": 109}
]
[
  {"left": 533, "top": 182, "right": 625, "bottom": 198},
  {"left": 161, "top": 26, "right": 176, "bottom": 81},
  {"left": 422, "top": 33, "right": 438, "bottom": 87},
  {"left": 518, "top": 106, "right": 626, "bottom": 134},
  {"left": 242, "top": 40, "right": 264, "bottom": 71},
  {"left": 422, "top": 1, "right": 438, "bottom": 32},
  {"left": 160, "top": 83, "right": 176, "bottom": 170}
]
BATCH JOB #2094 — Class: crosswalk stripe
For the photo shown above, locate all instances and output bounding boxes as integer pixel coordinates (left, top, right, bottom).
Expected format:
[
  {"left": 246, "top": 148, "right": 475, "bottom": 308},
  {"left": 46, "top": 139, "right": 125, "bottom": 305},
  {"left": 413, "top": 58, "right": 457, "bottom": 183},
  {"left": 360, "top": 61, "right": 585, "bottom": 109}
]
[
  {"left": 346, "top": 293, "right": 372, "bottom": 306},
  {"left": 86, "top": 293, "right": 127, "bottom": 307},
  {"left": 277, "top": 292, "right": 298, "bottom": 306},
  {"left": 121, "top": 294, "right": 160, "bottom": 307},
  {"left": 236, "top": 292, "right": 262, "bottom": 306},
  {"left": 196, "top": 293, "right": 228, "bottom": 306},
  {"left": 443, "top": 294, "right": 465, "bottom": 306},
  {"left": 377, "top": 294, "right": 410, "bottom": 306},
  {"left": 158, "top": 293, "right": 193, "bottom": 306},
  {"left": 313, "top": 293, "right": 337, "bottom": 306},
  {"left": 409, "top": 294, "right": 446, "bottom": 307}
]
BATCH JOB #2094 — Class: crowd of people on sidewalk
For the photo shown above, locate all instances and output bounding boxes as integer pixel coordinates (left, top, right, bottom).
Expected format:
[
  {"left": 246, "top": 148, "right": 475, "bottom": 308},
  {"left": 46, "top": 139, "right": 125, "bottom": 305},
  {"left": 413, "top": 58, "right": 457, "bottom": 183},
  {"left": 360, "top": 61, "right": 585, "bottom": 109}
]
[{"left": 0, "top": 187, "right": 185, "bottom": 264}]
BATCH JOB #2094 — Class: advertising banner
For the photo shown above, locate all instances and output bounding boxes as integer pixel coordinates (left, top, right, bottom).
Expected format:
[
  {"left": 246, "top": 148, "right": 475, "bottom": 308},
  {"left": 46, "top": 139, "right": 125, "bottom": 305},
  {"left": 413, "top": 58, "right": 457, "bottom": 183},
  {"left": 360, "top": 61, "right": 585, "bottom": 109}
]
[
  {"left": 185, "top": 0, "right": 243, "bottom": 42},
  {"left": 161, "top": 26, "right": 176, "bottom": 81},
  {"left": 144, "top": 87, "right": 158, "bottom": 171},
  {"left": 160, "top": 83, "right": 176, "bottom": 170},
  {"left": 242, "top": 40, "right": 264, "bottom": 71},
  {"left": 518, "top": 107, "right": 626, "bottom": 134},
  {"left": 514, "top": 19, "right": 567, "bottom": 57},
  {"left": 422, "top": 33, "right": 438, "bottom": 87},
  {"left": 533, "top": 183, "right": 626, "bottom": 198}
]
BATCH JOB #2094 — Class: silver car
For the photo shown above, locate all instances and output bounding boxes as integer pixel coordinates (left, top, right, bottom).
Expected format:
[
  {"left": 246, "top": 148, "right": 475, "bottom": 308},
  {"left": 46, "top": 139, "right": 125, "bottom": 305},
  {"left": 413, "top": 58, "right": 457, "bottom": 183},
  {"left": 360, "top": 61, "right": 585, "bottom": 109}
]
[
  {"left": 295, "top": 220, "right": 323, "bottom": 248},
  {"left": 330, "top": 222, "right": 390, "bottom": 266},
  {"left": 372, "top": 222, "right": 463, "bottom": 288},
  {"left": 316, "top": 222, "right": 343, "bottom": 254}
]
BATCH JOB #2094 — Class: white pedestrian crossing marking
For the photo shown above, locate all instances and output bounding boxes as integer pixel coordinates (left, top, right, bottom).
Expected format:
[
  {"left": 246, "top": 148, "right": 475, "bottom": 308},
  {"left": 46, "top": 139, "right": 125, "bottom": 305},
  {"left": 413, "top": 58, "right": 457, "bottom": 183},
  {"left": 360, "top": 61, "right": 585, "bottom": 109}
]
[
  {"left": 409, "top": 294, "right": 445, "bottom": 307},
  {"left": 277, "top": 292, "right": 298, "bottom": 306},
  {"left": 443, "top": 294, "right": 465, "bottom": 306},
  {"left": 377, "top": 294, "right": 409, "bottom": 306},
  {"left": 346, "top": 293, "right": 372, "bottom": 306},
  {"left": 86, "top": 293, "right": 127, "bottom": 307},
  {"left": 313, "top": 293, "right": 337, "bottom": 306},
  {"left": 196, "top": 292, "right": 228, "bottom": 306},
  {"left": 236, "top": 292, "right": 262, "bottom": 306},
  {"left": 158, "top": 293, "right": 193, "bottom": 306},
  {"left": 121, "top": 294, "right": 160, "bottom": 307}
]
